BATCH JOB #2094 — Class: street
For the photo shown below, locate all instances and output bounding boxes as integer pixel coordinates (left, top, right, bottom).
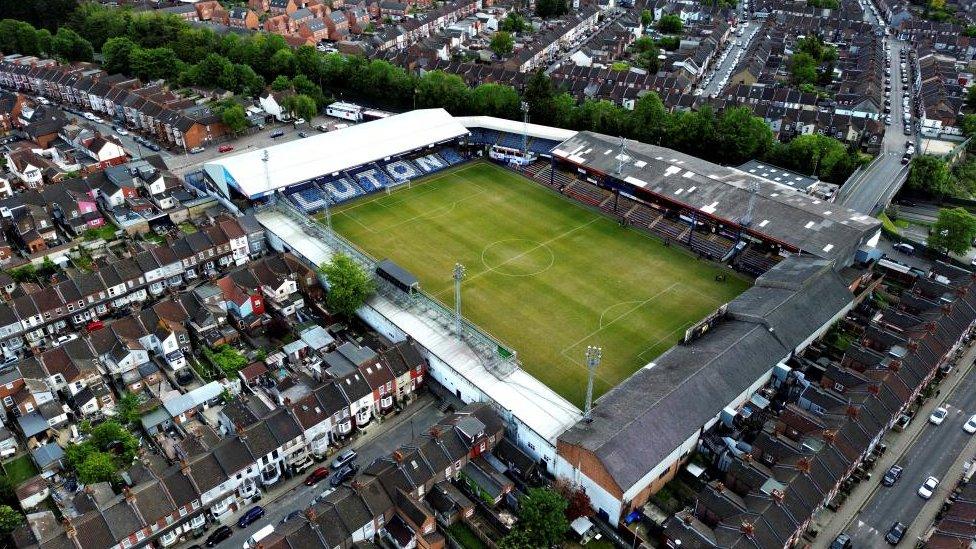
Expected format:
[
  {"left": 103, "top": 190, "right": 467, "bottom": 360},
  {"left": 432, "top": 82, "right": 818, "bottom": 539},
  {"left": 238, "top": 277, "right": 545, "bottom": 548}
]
[
  {"left": 698, "top": 15, "right": 760, "bottom": 98},
  {"left": 840, "top": 364, "right": 976, "bottom": 548},
  {"left": 186, "top": 394, "right": 445, "bottom": 548},
  {"left": 834, "top": 2, "right": 915, "bottom": 214}
]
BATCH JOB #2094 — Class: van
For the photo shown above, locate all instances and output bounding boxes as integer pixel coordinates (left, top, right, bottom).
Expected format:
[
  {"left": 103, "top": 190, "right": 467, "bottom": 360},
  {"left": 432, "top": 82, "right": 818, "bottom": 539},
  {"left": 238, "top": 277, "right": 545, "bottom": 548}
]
[{"left": 243, "top": 524, "right": 275, "bottom": 549}]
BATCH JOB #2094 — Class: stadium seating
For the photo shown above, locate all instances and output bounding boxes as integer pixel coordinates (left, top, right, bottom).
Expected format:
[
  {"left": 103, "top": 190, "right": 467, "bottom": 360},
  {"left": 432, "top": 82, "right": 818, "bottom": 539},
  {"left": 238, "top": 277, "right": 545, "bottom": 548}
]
[
  {"left": 468, "top": 129, "right": 502, "bottom": 145},
  {"left": 650, "top": 217, "right": 689, "bottom": 242},
  {"left": 496, "top": 133, "right": 524, "bottom": 150},
  {"left": 735, "top": 247, "right": 783, "bottom": 276},
  {"left": 385, "top": 159, "right": 421, "bottom": 182},
  {"left": 439, "top": 148, "right": 465, "bottom": 165},
  {"left": 564, "top": 181, "right": 611, "bottom": 207},
  {"left": 529, "top": 138, "right": 562, "bottom": 155},
  {"left": 413, "top": 153, "right": 447, "bottom": 174},
  {"left": 689, "top": 232, "right": 735, "bottom": 260},
  {"left": 286, "top": 183, "right": 330, "bottom": 213},
  {"left": 323, "top": 177, "right": 363, "bottom": 203},
  {"left": 352, "top": 167, "right": 393, "bottom": 192}
]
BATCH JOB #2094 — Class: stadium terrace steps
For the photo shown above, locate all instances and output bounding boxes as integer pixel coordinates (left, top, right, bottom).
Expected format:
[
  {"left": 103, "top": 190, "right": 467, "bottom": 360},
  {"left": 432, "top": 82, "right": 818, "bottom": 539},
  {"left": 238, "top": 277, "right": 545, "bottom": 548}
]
[
  {"left": 439, "top": 148, "right": 465, "bottom": 165},
  {"left": 735, "top": 247, "right": 783, "bottom": 276},
  {"left": 689, "top": 233, "right": 736, "bottom": 260}
]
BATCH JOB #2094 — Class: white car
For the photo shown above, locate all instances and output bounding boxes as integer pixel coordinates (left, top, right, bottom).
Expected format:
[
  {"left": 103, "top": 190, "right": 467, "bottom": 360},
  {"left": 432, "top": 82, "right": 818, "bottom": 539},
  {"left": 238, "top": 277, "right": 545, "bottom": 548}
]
[
  {"left": 918, "top": 476, "right": 939, "bottom": 499},
  {"left": 51, "top": 334, "right": 78, "bottom": 348},
  {"left": 964, "top": 414, "right": 976, "bottom": 434},
  {"left": 930, "top": 407, "right": 949, "bottom": 425}
]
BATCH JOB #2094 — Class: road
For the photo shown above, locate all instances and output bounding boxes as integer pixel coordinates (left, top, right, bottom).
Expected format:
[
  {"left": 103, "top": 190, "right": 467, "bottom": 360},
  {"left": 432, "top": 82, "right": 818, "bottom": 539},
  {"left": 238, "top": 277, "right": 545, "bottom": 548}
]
[
  {"left": 843, "top": 364, "right": 976, "bottom": 548},
  {"left": 545, "top": 8, "right": 623, "bottom": 75},
  {"left": 207, "top": 396, "right": 446, "bottom": 549},
  {"left": 834, "top": 2, "right": 915, "bottom": 214},
  {"left": 698, "top": 18, "right": 761, "bottom": 97},
  {"left": 61, "top": 110, "right": 176, "bottom": 162}
]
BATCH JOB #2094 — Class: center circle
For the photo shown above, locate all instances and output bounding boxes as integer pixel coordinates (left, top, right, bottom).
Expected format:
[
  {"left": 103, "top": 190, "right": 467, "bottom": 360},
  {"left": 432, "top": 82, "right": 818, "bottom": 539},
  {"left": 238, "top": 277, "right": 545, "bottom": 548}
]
[{"left": 481, "top": 238, "right": 555, "bottom": 277}]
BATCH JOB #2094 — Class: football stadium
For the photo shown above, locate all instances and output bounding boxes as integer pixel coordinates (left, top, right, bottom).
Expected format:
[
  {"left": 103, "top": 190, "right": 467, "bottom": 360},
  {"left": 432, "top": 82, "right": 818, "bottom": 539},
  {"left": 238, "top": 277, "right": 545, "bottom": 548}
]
[{"left": 202, "top": 108, "right": 884, "bottom": 524}]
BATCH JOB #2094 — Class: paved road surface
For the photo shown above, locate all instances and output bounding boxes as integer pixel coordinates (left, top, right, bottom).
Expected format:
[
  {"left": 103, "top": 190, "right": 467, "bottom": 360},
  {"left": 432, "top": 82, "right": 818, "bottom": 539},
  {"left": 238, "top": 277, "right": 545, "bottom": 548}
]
[
  {"left": 699, "top": 17, "right": 760, "bottom": 97},
  {"left": 198, "top": 397, "right": 445, "bottom": 548},
  {"left": 843, "top": 364, "right": 976, "bottom": 548},
  {"left": 835, "top": 4, "right": 914, "bottom": 214}
]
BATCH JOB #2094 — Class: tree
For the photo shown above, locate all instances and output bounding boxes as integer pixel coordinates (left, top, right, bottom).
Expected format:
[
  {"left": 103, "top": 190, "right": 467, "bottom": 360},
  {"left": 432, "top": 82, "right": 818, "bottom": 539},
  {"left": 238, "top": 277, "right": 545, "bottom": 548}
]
[
  {"left": 0, "top": 505, "right": 23, "bottom": 534},
  {"left": 535, "top": 0, "right": 568, "bottom": 18},
  {"left": 116, "top": 393, "right": 141, "bottom": 425},
  {"left": 509, "top": 487, "right": 569, "bottom": 548},
  {"left": 490, "top": 31, "right": 514, "bottom": 57},
  {"left": 966, "top": 25, "right": 976, "bottom": 37},
  {"left": 285, "top": 94, "right": 318, "bottom": 122},
  {"left": 319, "top": 253, "right": 376, "bottom": 318},
  {"left": 416, "top": 70, "right": 470, "bottom": 114},
  {"left": 271, "top": 75, "right": 292, "bottom": 91},
  {"left": 216, "top": 102, "right": 247, "bottom": 135},
  {"left": 499, "top": 12, "right": 528, "bottom": 33},
  {"left": 102, "top": 37, "right": 138, "bottom": 75},
  {"left": 641, "top": 9, "right": 653, "bottom": 26},
  {"left": 524, "top": 70, "right": 556, "bottom": 124},
  {"left": 51, "top": 27, "right": 94, "bottom": 62},
  {"left": 75, "top": 451, "right": 118, "bottom": 484},
  {"left": 657, "top": 14, "right": 684, "bottom": 34},
  {"left": 269, "top": 48, "right": 296, "bottom": 77},
  {"left": 715, "top": 106, "right": 774, "bottom": 164},
  {"left": 632, "top": 36, "right": 661, "bottom": 73},
  {"left": 789, "top": 52, "right": 818, "bottom": 86},
  {"left": 470, "top": 83, "right": 520, "bottom": 118},
  {"left": 130, "top": 47, "right": 181, "bottom": 81},
  {"left": 960, "top": 114, "right": 976, "bottom": 138},
  {"left": 907, "top": 155, "right": 952, "bottom": 198},
  {"left": 929, "top": 207, "right": 976, "bottom": 255},
  {"left": 498, "top": 528, "right": 534, "bottom": 549},
  {"left": 631, "top": 92, "right": 668, "bottom": 143}
]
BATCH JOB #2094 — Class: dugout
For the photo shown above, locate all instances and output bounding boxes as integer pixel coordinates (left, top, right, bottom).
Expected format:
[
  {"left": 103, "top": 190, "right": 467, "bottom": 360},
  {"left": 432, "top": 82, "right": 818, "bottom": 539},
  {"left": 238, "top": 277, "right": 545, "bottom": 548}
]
[{"left": 377, "top": 259, "right": 419, "bottom": 294}]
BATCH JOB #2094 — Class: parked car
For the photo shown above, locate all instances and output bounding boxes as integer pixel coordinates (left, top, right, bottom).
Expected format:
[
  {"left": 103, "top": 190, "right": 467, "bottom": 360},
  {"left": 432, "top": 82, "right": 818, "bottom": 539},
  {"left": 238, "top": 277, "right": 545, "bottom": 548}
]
[
  {"left": 918, "top": 476, "right": 939, "bottom": 499},
  {"left": 930, "top": 407, "right": 948, "bottom": 425},
  {"left": 270, "top": 130, "right": 285, "bottom": 139},
  {"left": 331, "top": 449, "right": 357, "bottom": 470},
  {"left": 882, "top": 464, "right": 903, "bottom": 486},
  {"left": 885, "top": 522, "right": 905, "bottom": 545},
  {"left": 298, "top": 131, "right": 309, "bottom": 138},
  {"left": 316, "top": 124, "right": 329, "bottom": 132},
  {"left": 330, "top": 464, "right": 357, "bottom": 487},
  {"left": 280, "top": 510, "right": 304, "bottom": 524},
  {"left": 964, "top": 414, "right": 976, "bottom": 434},
  {"left": 830, "top": 533, "right": 853, "bottom": 549},
  {"left": 52, "top": 334, "right": 79, "bottom": 348},
  {"left": 189, "top": 146, "right": 205, "bottom": 154},
  {"left": 205, "top": 525, "right": 233, "bottom": 547},
  {"left": 304, "top": 467, "right": 329, "bottom": 486},
  {"left": 892, "top": 242, "right": 915, "bottom": 255},
  {"left": 237, "top": 505, "right": 265, "bottom": 528},
  {"left": 113, "top": 126, "right": 129, "bottom": 136},
  {"left": 218, "top": 144, "right": 234, "bottom": 153}
]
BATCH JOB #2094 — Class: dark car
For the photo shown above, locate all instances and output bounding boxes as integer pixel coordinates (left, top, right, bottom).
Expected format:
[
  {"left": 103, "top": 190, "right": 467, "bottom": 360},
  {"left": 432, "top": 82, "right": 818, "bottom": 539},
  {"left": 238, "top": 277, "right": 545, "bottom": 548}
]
[
  {"left": 270, "top": 130, "right": 285, "bottom": 138},
  {"left": 830, "top": 533, "right": 853, "bottom": 549},
  {"left": 237, "top": 505, "right": 265, "bottom": 528},
  {"left": 304, "top": 466, "right": 329, "bottom": 486},
  {"left": 882, "top": 464, "right": 903, "bottom": 486},
  {"left": 298, "top": 131, "right": 309, "bottom": 138},
  {"left": 330, "top": 464, "right": 357, "bottom": 487},
  {"left": 205, "top": 525, "right": 232, "bottom": 547},
  {"left": 885, "top": 521, "right": 905, "bottom": 544}
]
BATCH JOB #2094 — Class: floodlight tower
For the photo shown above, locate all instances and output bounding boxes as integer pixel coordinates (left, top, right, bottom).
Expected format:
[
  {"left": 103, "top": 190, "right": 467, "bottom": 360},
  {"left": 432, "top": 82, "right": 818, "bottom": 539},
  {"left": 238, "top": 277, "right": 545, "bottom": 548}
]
[
  {"left": 615, "top": 136, "right": 628, "bottom": 175},
  {"left": 521, "top": 101, "right": 530, "bottom": 167},
  {"left": 262, "top": 150, "right": 271, "bottom": 200},
  {"left": 740, "top": 179, "right": 760, "bottom": 228},
  {"left": 453, "top": 263, "right": 466, "bottom": 338},
  {"left": 584, "top": 346, "right": 602, "bottom": 420},
  {"left": 322, "top": 187, "right": 333, "bottom": 234}
]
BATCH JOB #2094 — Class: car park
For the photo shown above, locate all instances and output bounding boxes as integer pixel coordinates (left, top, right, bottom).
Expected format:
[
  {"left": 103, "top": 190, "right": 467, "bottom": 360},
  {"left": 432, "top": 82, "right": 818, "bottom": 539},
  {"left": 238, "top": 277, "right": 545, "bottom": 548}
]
[
  {"left": 882, "top": 465, "right": 903, "bottom": 486},
  {"left": 930, "top": 407, "right": 948, "bottom": 425},
  {"left": 885, "top": 522, "right": 905, "bottom": 545},
  {"left": 205, "top": 526, "right": 232, "bottom": 547},
  {"left": 918, "top": 476, "right": 939, "bottom": 499}
]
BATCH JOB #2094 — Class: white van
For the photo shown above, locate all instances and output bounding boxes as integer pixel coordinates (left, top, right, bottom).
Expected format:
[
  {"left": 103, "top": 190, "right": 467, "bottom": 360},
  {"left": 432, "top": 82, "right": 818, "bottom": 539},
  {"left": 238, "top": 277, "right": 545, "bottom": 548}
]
[{"left": 243, "top": 524, "right": 275, "bottom": 549}]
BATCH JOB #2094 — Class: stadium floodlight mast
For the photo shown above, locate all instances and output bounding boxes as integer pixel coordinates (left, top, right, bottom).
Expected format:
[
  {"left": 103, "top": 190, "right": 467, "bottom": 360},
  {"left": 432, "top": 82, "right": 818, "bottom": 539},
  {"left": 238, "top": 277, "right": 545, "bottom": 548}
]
[
  {"left": 520, "top": 101, "right": 529, "bottom": 167},
  {"left": 584, "top": 345, "right": 602, "bottom": 420},
  {"left": 453, "top": 263, "right": 466, "bottom": 339}
]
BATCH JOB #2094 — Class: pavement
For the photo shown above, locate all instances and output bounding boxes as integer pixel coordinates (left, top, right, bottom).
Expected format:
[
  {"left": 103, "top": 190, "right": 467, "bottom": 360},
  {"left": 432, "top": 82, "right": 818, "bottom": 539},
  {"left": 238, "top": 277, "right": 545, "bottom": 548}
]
[
  {"left": 835, "top": 38, "right": 914, "bottom": 215},
  {"left": 812, "top": 338, "right": 976, "bottom": 548},
  {"left": 698, "top": 19, "right": 760, "bottom": 98},
  {"left": 178, "top": 392, "right": 446, "bottom": 548}
]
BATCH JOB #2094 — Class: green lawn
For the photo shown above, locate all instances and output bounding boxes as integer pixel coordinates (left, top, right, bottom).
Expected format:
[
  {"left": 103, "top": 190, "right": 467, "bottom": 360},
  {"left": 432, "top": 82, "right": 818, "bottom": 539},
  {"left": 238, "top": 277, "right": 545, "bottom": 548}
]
[
  {"left": 330, "top": 162, "right": 748, "bottom": 406},
  {"left": 2, "top": 454, "right": 37, "bottom": 485},
  {"left": 447, "top": 523, "right": 486, "bottom": 549}
]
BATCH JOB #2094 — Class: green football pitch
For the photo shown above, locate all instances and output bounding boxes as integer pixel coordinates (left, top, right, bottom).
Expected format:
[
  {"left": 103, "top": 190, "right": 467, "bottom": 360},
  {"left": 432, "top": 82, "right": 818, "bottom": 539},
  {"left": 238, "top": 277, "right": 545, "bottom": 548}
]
[{"left": 329, "top": 161, "right": 749, "bottom": 407}]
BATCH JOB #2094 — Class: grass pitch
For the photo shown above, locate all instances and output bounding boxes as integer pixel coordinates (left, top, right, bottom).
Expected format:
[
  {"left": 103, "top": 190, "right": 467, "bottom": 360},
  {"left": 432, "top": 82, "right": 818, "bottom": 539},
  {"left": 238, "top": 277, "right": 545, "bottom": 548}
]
[{"left": 329, "top": 162, "right": 749, "bottom": 406}]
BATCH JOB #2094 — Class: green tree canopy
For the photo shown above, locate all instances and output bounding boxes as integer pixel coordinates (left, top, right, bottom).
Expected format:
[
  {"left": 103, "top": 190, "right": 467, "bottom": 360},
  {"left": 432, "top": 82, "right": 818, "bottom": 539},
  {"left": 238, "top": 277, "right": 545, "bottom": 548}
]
[
  {"left": 501, "top": 487, "right": 569, "bottom": 548},
  {"left": 51, "top": 27, "right": 94, "bottom": 62},
  {"left": 499, "top": 12, "right": 528, "bottom": 33},
  {"left": 285, "top": 94, "right": 318, "bottom": 122},
  {"left": 641, "top": 9, "right": 653, "bottom": 26},
  {"left": 535, "top": 0, "right": 569, "bottom": 18},
  {"left": 271, "top": 75, "right": 292, "bottom": 91},
  {"left": 130, "top": 47, "right": 182, "bottom": 81},
  {"left": 220, "top": 103, "right": 249, "bottom": 134},
  {"left": 490, "top": 31, "right": 515, "bottom": 57},
  {"left": 657, "top": 14, "right": 684, "bottom": 34},
  {"left": 0, "top": 505, "right": 23, "bottom": 534},
  {"left": 204, "top": 345, "right": 248, "bottom": 377},
  {"left": 716, "top": 106, "right": 774, "bottom": 164},
  {"left": 929, "top": 207, "right": 976, "bottom": 255},
  {"left": 470, "top": 83, "right": 520, "bottom": 118},
  {"left": 907, "top": 155, "right": 952, "bottom": 199},
  {"left": 115, "top": 392, "right": 142, "bottom": 425},
  {"left": 102, "top": 37, "right": 138, "bottom": 75},
  {"left": 319, "top": 253, "right": 376, "bottom": 318}
]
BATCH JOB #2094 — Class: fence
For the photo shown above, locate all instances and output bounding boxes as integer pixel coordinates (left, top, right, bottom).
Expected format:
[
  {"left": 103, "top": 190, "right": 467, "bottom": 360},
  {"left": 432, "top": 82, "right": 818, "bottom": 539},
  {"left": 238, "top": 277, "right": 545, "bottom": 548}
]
[{"left": 270, "top": 197, "right": 520, "bottom": 379}]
